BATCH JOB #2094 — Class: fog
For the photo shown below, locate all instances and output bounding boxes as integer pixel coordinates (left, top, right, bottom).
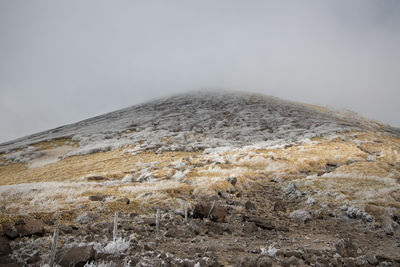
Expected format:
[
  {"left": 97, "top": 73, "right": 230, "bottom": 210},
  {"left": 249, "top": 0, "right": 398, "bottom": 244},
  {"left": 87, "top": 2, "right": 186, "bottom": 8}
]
[{"left": 1, "top": 0, "right": 399, "bottom": 143}]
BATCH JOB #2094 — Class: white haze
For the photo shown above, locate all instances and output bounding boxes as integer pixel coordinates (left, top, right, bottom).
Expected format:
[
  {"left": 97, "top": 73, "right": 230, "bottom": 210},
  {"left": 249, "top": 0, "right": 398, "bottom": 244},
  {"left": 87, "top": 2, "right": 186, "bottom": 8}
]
[{"left": 0, "top": 0, "right": 399, "bottom": 143}]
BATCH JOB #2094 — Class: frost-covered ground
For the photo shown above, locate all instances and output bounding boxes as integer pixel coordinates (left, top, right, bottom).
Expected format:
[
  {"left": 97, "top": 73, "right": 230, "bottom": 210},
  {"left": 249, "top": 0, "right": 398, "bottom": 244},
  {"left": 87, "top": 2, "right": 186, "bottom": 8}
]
[{"left": 1, "top": 90, "right": 396, "bottom": 160}]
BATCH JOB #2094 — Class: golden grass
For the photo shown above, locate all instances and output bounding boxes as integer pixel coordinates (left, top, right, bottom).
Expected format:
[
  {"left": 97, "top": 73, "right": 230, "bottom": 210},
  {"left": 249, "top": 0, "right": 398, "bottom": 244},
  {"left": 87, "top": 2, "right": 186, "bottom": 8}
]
[{"left": 1, "top": 130, "right": 399, "bottom": 224}]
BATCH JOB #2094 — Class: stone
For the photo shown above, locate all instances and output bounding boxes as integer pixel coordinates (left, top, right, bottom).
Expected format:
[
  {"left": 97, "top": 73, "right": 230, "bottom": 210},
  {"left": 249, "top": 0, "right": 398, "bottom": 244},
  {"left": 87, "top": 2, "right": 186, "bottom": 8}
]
[
  {"left": 226, "top": 176, "right": 237, "bottom": 186},
  {"left": 57, "top": 246, "right": 96, "bottom": 267},
  {"left": 3, "top": 218, "right": 44, "bottom": 239},
  {"left": 365, "top": 253, "right": 379, "bottom": 265},
  {"left": 289, "top": 210, "right": 311, "bottom": 223},
  {"left": 244, "top": 201, "right": 255, "bottom": 210},
  {"left": 334, "top": 238, "right": 358, "bottom": 258},
  {"left": 247, "top": 216, "right": 275, "bottom": 230},
  {"left": 256, "top": 255, "right": 273, "bottom": 267},
  {"left": 0, "top": 255, "right": 19, "bottom": 267},
  {"left": 116, "top": 198, "right": 130, "bottom": 204},
  {"left": 86, "top": 175, "right": 106, "bottom": 181},
  {"left": 88, "top": 194, "right": 111, "bottom": 201},
  {"left": 193, "top": 201, "right": 226, "bottom": 222},
  {"left": 281, "top": 255, "right": 298, "bottom": 267},
  {"left": 242, "top": 222, "right": 258, "bottom": 234},
  {"left": 0, "top": 236, "right": 11, "bottom": 256},
  {"left": 207, "top": 222, "right": 224, "bottom": 235},
  {"left": 273, "top": 201, "right": 287, "bottom": 213}
]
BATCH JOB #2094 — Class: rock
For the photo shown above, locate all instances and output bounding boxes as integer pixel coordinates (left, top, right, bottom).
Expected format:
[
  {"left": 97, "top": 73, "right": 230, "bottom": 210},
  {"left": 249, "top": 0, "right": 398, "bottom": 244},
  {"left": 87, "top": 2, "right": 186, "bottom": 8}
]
[
  {"left": 0, "top": 236, "right": 11, "bottom": 256},
  {"left": 88, "top": 194, "right": 111, "bottom": 201},
  {"left": 188, "top": 220, "right": 207, "bottom": 235},
  {"left": 164, "top": 228, "right": 188, "bottom": 238},
  {"left": 0, "top": 255, "right": 19, "bottom": 267},
  {"left": 365, "top": 253, "right": 379, "bottom": 265},
  {"left": 256, "top": 255, "right": 273, "bottom": 267},
  {"left": 289, "top": 210, "right": 311, "bottom": 223},
  {"left": 281, "top": 255, "right": 298, "bottom": 267},
  {"left": 3, "top": 218, "right": 44, "bottom": 239},
  {"left": 242, "top": 222, "right": 258, "bottom": 234},
  {"left": 57, "top": 246, "right": 96, "bottom": 267},
  {"left": 226, "top": 176, "right": 237, "bottom": 186},
  {"left": 207, "top": 222, "right": 224, "bottom": 235},
  {"left": 247, "top": 216, "right": 275, "bottom": 230},
  {"left": 273, "top": 201, "right": 287, "bottom": 213},
  {"left": 116, "top": 198, "right": 130, "bottom": 204},
  {"left": 193, "top": 201, "right": 226, "bottom": 222},
  {"left": 86, "top": 175, "right": 106, "bottom": 181},
  {"left": 284, "top": 183, "right": 302, "bottom": 200},
  {"left": 334, "top": 238, "right": 358, "bottom": 258},
  {"left": 244, "top": 201, "right": 255, "bottom": 210}
]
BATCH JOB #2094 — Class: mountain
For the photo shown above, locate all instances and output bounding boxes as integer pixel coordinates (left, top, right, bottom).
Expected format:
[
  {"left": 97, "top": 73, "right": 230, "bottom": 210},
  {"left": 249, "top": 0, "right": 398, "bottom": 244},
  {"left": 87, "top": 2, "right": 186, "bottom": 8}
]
[{"left": 0, "top": 90, "right": 399, "bottom": 266}]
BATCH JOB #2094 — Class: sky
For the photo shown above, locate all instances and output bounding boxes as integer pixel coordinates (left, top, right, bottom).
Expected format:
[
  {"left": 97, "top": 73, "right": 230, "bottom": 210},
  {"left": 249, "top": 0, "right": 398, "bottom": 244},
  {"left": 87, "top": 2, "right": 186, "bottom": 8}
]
[{"left": 0, "top": 0, "right": 399, "bottom": 143}]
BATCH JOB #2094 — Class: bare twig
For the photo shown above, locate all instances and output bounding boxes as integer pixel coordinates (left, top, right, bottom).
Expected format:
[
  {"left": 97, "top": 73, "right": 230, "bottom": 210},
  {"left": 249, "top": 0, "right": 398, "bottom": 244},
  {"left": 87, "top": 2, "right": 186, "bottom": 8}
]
[
  {"left": 49, "top": 226, "right": 59, "bottom": 267},
  {"left": 113, "top": 211, "right": 119, "bottom": 241},
  {"left": 156, "top": 209, "right": 161, "bottom": 233},
  {"left": 207, "top": 200, "right": 216, "bottom": 219},
  {"left": 184, "top": 202, "right": 188, "bottom": 223}
]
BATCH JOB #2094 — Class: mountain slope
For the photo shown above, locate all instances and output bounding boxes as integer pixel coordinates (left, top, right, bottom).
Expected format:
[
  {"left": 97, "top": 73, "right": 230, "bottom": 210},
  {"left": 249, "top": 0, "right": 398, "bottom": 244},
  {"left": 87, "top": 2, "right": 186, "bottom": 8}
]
[{"left": 0, "top": 90, "right": 400, "bottom": 266}]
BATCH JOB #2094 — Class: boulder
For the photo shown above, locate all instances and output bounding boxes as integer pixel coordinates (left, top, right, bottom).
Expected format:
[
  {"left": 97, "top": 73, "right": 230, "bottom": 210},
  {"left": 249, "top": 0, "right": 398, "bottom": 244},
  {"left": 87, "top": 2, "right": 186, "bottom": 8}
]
[
  {"left": 3, "top": 218, "right": 44, "bottom": 239},
  {"left": 57, "top": 246, "right": 96, "bottom": 267},
  {"left": 193, "top": 201, "right": 226, "bottom": 222}
]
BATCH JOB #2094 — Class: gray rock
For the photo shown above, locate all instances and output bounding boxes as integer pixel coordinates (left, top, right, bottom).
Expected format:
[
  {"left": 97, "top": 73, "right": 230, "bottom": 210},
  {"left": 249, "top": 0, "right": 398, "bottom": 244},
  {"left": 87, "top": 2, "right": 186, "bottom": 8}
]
[{"left": 289, "top": 210, "right": 311, "bottom": 223}]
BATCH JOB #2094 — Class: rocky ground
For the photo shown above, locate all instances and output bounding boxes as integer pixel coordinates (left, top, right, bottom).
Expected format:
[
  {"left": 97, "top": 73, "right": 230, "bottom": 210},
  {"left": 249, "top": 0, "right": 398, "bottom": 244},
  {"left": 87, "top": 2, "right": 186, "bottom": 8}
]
[{"left": 1, "top": 175, "right": 399, "bottom": 266}]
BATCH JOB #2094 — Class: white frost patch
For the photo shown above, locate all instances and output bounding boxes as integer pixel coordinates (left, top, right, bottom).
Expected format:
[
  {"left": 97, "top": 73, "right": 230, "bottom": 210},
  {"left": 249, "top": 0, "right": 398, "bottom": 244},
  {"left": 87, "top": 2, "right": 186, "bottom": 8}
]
[
  {"left": 99, "top": 238, "right": 130, "bottom": 254},
  {"left": 261, "top": 243, "right": 279, "bottom": 258},
  {"left": 121, "top": 174, "right": 133, "bottom": 183},
  {"left": 28, "top": 145, "right": 77, "bottom": 168},
  {"left": 321, "top": 172, "right": 398, "bottom": 185},
  {"left": 120, "top": 180, "right": 184, "bottom": 195},
  {"left": 2, "top": 146, "right": 44, "bottom": 164},
  {"left": 0, "top": 181, "right": 96, "bottom": 212},
  {"left": 172, "top": 171, "right": 185, "bottom": 181}
]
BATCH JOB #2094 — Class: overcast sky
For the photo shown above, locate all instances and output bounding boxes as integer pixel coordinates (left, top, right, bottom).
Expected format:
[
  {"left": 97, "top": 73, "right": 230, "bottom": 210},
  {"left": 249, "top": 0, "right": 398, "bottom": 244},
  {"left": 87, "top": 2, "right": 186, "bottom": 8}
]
[{"left": 0, "top": 0, "right": 399, "bottom": 143}]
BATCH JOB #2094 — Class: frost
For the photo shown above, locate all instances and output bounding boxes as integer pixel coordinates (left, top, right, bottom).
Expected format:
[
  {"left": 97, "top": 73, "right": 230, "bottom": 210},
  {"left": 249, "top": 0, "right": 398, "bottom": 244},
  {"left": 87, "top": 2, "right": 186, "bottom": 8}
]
[
  {"left": 172, "top": 171, "right": 185, "bottom": 181},
  {"left": 1, "top": 90, "right": 377, "bottom": 159},
  {"left": 121, "top": 174, "right": 133, "bottom": 183},
  {"left": 284, "top": 183, "right": 302, "bottom": 200},
  {"left": 340, "top": 205, "right": 374, "bottom": 222},
  {"left": 97, "top": 238, "right": 130, "bottom": 254},
  {"left": 76, "top": 212, "right": 91, "bottom": 224},
  {"left": 261, "top": 243, "right": 279, "bottom": 257},
  {"left": 2, "top": 146, "right": 44, "bottom": 163},
  {"left": 290, "top": 210, "right": 311, "bottom": 223},
  {"left": 306, "top": 196, "right": 316, "bottom": 205}
]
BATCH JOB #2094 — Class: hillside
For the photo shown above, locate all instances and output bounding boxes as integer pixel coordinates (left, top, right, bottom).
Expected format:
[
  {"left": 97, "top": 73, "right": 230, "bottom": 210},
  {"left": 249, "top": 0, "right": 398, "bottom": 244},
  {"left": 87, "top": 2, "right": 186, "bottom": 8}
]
[{"left": 0, "top": 91, "right": 400, "bottom": 266}]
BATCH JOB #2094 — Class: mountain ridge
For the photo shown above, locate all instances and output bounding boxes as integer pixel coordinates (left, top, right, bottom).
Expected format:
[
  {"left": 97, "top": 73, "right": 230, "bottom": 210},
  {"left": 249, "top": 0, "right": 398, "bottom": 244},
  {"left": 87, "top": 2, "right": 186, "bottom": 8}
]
[{"left": 1, "top": 90, "right": 398, "bottom": 155}]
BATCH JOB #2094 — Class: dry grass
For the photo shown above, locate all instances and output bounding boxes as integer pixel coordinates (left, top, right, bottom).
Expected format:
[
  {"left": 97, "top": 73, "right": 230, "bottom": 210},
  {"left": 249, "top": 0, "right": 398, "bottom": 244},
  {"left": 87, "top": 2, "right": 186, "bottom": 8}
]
[{"left": 0, "top": 130, "right": 399, "bottom": 224}]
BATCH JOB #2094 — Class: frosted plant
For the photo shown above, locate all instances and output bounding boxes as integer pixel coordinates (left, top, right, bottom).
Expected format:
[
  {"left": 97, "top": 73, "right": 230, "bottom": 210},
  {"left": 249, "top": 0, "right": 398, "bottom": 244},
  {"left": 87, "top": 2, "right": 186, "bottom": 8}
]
[{"left": 98, "top": 238, "right": 130, "bottom": 254}]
